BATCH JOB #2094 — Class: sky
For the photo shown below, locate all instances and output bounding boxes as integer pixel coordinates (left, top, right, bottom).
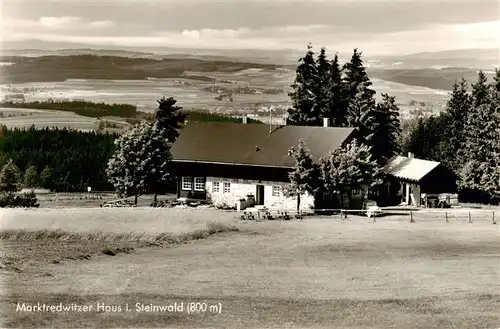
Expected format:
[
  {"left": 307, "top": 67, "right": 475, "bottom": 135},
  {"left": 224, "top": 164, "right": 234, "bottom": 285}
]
[{"left": 1, "top": 0, "right": 499, "bottom": 55}]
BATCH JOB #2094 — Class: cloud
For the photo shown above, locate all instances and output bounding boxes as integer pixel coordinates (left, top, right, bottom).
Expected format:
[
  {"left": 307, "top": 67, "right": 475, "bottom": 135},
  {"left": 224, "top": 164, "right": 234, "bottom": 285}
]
[
  {"left": 3, "top": 17, "right": 115, "bottom": 31},
  {"left": 89, "top": 21, "right": 115, "bottom": 29},
  {"left": 39, "top": 16, "right": 81, "bottom": 29},
  {"left": 2, "top": 18, "right": 498, "bottom": 55}
]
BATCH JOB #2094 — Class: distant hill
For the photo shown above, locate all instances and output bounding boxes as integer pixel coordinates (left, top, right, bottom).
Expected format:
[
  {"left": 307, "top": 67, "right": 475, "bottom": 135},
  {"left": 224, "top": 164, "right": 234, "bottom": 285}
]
[
  {"left": 0, "top": 41, "right": 305, "bottom": 65},
  {"left": 375, "top": 48, "right": 499, "bottom": 70},
  {"left": 0, "top": 54, "right": 282, "bottom": 83},
  {"left": 369, "top": 67, "right": 497, "bottom": 91}
]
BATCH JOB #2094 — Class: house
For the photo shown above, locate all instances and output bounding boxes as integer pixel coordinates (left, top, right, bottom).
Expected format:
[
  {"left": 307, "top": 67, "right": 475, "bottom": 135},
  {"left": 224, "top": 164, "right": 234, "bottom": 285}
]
[
  {"left": 381, "top": 153, "right": 458, "bottom": 207},
  {"left": 170, "top": 118, "right": 355, "bottom": 211}
]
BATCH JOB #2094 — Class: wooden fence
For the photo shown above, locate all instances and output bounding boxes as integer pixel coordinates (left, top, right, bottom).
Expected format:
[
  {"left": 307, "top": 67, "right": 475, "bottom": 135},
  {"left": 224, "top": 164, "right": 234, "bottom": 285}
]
[{"left": 238, "top": 207, "right": 498, "bottom": 224}]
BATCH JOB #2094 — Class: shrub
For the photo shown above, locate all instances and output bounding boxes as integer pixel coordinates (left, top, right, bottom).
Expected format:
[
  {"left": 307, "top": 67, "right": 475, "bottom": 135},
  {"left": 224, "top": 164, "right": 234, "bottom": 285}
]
[{"left": 0, "top": 190, "right": 39, "bottom": 208}]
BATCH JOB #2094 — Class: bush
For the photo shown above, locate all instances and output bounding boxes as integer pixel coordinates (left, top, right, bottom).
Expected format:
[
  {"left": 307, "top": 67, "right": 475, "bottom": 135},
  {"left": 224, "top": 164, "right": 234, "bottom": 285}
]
[{"left": 0, "top": 190, "right": 39, "bottom": 208}]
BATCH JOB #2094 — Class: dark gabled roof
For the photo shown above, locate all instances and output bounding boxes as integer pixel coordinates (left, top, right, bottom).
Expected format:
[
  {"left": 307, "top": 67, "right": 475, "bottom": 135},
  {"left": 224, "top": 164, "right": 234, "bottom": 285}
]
[
  {"left": 382, "top": 155, "right": 441, "bottom": 182},
  {"left": 171, "top": 122, "right": 355, "bottom": 168}
]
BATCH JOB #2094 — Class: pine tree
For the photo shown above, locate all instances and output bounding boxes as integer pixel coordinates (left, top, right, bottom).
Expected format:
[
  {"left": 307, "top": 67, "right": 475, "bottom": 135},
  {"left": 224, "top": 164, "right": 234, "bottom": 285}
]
[
  {"left": 315, "top": 47, "right": 331, "bottom": 122},
  {"left": 284, "top": 139, "right": 320, "bottom": 212},
  {"left": 287, "top": 44, "right": 320, "bottom": 126},
  {"left": 155, "top": 96, "right": 187, "bottom": 143},
  {"left": 460, "top": 101, "right": 499, "bottom": 203},
  {"left": 471, "top": 70, "right": 490, "bottom": 108},
  {"left": 372, "top": 93, "right": 401, "bottom": 165},
  {"left": 345, "top": 82, "right": 379, "bottom": 150},
  {"left": 491, "top": 68, "right": 500, "bottom": 99},
  {"left": 0, "top": 159, "right": 21, "bottom": 192},
  {"left": 39, "top": 166, "right": 53, "bottom": 190},
  {"left": 441, "top": 78, "right": 472, "bottom": 171},
  {"left": 327, "top": 53, "right": 346, "bottom": 126},
  {"left": 23, "top": 165, "right": 39, "bottom": 189},
  {"left": 343, "top": 48, "right": 372, "bottom": 100}
]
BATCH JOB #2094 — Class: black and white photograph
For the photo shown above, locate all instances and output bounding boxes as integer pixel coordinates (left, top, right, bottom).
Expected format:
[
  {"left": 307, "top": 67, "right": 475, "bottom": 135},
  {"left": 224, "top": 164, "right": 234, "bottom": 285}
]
[{"left": 0, "top": 0, "right": 499, "bottom": 328}]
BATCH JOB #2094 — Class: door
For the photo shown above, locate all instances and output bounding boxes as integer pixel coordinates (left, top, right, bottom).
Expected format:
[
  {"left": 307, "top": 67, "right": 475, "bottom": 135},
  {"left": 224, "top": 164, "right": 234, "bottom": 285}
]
[{"left": 256, "top": 185, "right": 265, "bottom": 205}]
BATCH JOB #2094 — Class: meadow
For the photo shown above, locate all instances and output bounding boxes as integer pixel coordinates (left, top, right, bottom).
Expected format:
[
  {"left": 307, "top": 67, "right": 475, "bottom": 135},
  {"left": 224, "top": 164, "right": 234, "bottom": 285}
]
[
  {"left": 0, "top": 107, "right": 99, "bottom": 132},
  {"left": 1, "top": 207, "right": 499, "bottom": 328}
]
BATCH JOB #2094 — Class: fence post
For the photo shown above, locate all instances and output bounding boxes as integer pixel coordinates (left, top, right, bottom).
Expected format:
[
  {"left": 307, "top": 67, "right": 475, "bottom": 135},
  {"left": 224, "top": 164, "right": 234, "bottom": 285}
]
[
  {"left": 410, "top": 211, "right": 415, "bottom": 223},
  {"left": 468, "top": 212, "right": 472, "bottom": 223},
  {"left": 445, "top": 212, "right": 448, "bottom": 223},
  {"left": 493, "top": 212, "right": 496, "bottom": 225}
]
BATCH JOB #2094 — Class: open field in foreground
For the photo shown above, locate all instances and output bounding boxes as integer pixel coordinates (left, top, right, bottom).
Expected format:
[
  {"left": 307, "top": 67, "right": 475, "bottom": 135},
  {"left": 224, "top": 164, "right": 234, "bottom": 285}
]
[{"left": 1, "top": 208, "right": 499, "bottom": 328}]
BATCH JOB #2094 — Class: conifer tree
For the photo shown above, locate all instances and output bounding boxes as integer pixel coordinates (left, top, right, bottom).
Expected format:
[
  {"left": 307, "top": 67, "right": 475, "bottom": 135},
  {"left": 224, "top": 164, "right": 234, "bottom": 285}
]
[
  {"left": 39, "top": 166, "right": 53, "bottom": 190},
  {"left": 0, "top": 159, "right": 21, "bottom": 192},
  {"left": 460, "top": 101, "right": 499, "bottom": 203},
  {"left": 287, "top": 44, "right": 319, "bottom": 126},
  {"left": 471, "top": 70, "right": 490, "bottom": 108},
  {"left": 441, "top": 78, "right": 471, "bottom": 171},
  {"left": 315, "top": 47, "right": 331, "bottom": 122},
  {"left": 327, "top": 53, "right": 346, "bottom": 126},
  {"left": 345, "top": 82, "right": 379, "bottom": 150},
  {"left": 23, "top": 165, "right": 39, "bottom": 189},
  {"left": 343, "top": 48, "right": 372, "bottom": 100},
  {"left": 284, "top": 139, "right": 320, "bottom": 212},
  {"left": 155, "top": 96, "right": 187, "bottom": 143},
  {"left": 371, "top": 93, "right": 401, "bottom": 165}
]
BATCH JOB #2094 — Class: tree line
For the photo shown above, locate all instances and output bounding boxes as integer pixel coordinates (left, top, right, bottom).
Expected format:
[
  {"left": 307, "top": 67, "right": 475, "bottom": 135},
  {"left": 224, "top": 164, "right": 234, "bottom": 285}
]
[
  {"left": 284, "top": 45, "right": 400, "bottom": 209},
  {"left": 400, "top": 70, "right": 500, "bottom": 204},
  {"left": 287, "top": 45, "right": 401, "bottom": 167},
  {"left": 1, "top": 100, "right": 138, "bottom": 118},
  {"left": 0, "top": 126, "right": 118, "bottom": 192}
]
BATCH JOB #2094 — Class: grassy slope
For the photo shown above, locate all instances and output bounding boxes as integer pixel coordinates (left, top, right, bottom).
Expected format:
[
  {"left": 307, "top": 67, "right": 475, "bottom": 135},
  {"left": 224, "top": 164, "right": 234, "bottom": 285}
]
[{"left": 1, "top": 210, "right": 499, "bottom": 328}]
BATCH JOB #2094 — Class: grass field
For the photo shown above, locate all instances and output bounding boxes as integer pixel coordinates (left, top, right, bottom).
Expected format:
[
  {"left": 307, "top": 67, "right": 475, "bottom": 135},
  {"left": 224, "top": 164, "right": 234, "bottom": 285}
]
[
  {"left": 0, "top": 107, "right": 99, "bottom": 131},
  {"left": 1, "top": 208, "right": 499, "bottom": 328}
]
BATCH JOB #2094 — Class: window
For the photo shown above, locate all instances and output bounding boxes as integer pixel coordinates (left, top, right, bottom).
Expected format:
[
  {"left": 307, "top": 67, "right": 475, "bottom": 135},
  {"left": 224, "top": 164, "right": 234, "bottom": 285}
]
[
  {"left": 223, "top": 182, "right": 231, "bottom": 193},
  {"left": 272, "top": 186, "right": 281, "bottom": 197},
  {"left": 194, "top": 177, "right": 205, "bottom": 191},
  {"left": 181, "top": 177, "right": 193, "bottom": 190},
  {"left": 212, "top": 181, "right": 220, "bottom": 193}
]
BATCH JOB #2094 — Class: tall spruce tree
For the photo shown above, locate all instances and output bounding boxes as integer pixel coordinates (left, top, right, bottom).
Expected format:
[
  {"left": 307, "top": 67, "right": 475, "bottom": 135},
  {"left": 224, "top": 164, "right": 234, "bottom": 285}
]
[
  {"left": 371, "top": 93, "right": 401, "bottom": 165},
  {"left": 345, "top": 82, "right": 379, "bottom": 151},
  {"left": 471, "top": 70, "right": 490, "bottom": 108},
  {"left": 460, "top": 100, "right": 499, "bottom": 203},
  {"left": 315, "top": 47, "right": 331, "bottom": 122},
  {"left": 343, "top": 48, "right": 372, "bottom": 100},
  {"left": 441, "top": 78, "right": 471, "bottom": 171},
  {"left": 327, "top": 53, "right": 346, "bottom": 126},
  {"left": 287, "top": 44, "right": 320, "bottom": 126}
]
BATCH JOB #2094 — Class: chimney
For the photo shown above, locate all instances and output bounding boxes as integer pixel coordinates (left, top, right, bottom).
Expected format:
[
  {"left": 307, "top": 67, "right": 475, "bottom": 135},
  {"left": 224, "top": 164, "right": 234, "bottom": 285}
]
[
  {"left": 323, "top": 118, "right": 330, "bottom": 127},
  {"left": 242, "top": 115, "right": 248, "bottom": 124},
  {"left": 408, "top": 152, "right": 414, "bottom": 159}
]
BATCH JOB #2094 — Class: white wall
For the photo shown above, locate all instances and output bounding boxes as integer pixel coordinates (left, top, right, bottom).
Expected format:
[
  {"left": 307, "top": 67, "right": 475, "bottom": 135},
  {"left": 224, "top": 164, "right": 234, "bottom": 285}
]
[{"left": 206, "top": 177, "right": 314, "bottom": 211}]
